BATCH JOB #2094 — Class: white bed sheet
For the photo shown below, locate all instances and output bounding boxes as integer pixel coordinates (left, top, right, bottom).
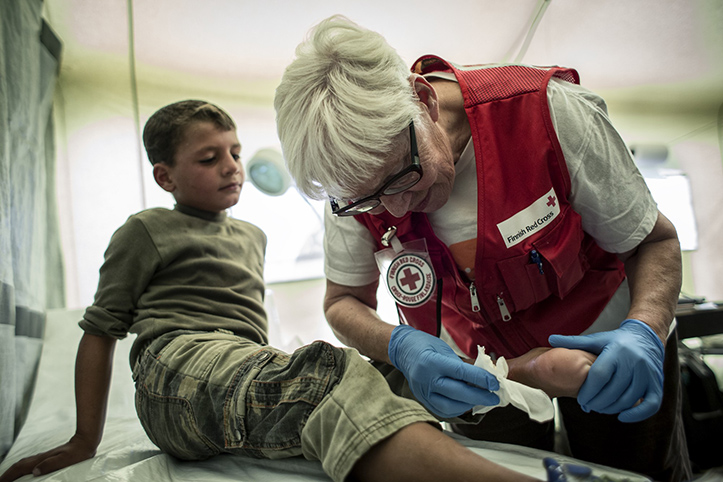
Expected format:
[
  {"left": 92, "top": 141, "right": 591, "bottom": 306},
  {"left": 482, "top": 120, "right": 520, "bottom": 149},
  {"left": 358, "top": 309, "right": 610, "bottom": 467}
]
[{"left": 0, "top": 308, "right": 650, "bottom": 481}]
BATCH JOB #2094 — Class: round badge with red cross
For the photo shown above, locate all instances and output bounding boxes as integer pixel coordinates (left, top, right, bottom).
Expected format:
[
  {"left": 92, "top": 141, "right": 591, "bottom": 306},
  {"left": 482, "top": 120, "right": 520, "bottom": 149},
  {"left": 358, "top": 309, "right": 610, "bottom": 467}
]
[{"left": 385, "top": 253, "right": 436, "bottom": 307}]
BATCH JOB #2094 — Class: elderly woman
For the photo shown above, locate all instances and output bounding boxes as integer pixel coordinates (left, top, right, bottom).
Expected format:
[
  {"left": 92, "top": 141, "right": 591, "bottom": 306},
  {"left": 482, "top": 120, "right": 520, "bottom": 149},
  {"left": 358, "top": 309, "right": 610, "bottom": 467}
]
[{"left": 275, "top": 15, "right": 690, "bottom": 482}]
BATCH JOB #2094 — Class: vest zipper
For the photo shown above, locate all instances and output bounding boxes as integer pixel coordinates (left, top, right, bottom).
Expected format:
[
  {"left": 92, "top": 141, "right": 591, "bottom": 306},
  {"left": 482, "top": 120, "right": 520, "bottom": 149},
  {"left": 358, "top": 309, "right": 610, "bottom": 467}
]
[
  {"left": 497, "top": 295, "right": 512, "bottom": 321},
  {"left": 469, "top": 282, "right": 481, "bottom": 312}
]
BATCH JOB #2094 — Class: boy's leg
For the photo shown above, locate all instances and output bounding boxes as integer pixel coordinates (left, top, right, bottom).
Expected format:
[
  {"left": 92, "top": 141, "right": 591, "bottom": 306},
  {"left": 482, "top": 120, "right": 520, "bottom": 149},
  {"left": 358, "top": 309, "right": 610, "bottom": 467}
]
[
  {"left": 136, "top": 331, "right": 541, "bottom": 481},
  {"left": 299, "top": 347, "right": 436, "bottom": 480},
  {"left": 352, "top": 421, "right": 539, "bottom": 482},
  {"left": 300, "top": 347, "right": 540, "bottom": 482}
]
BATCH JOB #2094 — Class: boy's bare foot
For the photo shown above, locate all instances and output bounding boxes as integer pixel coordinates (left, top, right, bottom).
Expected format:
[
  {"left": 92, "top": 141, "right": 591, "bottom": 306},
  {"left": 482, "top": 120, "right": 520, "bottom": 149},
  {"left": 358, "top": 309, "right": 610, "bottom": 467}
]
[{"left": 506, "top": 347, "right": 597, "bottom": 398}]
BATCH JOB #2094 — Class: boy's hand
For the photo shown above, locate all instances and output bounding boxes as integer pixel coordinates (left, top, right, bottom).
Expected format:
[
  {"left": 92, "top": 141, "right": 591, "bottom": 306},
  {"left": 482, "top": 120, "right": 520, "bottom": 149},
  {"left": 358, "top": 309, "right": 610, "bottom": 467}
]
[
  {"left": 1, "top": 333, "right": 116, "bottom": 482},
  {"left": 0, "top": 434, "right": 97, "bottom": 482}
]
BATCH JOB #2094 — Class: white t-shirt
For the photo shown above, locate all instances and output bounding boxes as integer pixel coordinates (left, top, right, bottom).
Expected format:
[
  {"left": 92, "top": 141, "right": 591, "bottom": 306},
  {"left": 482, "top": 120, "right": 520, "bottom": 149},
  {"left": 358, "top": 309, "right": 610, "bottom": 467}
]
[{"left": 323, "top": 74, "right": 658, "bottom": 335}]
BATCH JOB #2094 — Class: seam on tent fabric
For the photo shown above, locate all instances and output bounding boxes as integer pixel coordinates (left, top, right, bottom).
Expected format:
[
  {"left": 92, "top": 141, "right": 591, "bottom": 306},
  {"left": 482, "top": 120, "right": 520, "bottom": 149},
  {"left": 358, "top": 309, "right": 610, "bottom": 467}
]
[{"left": 127, "top": 0, "right": 147, "bottom": 210}]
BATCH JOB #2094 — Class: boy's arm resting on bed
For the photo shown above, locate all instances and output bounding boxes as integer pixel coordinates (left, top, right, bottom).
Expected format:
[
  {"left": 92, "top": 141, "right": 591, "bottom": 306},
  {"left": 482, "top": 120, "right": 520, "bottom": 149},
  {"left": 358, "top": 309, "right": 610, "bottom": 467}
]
[{"left": 0, "top": 332, "right": 117, "bottom": 482}]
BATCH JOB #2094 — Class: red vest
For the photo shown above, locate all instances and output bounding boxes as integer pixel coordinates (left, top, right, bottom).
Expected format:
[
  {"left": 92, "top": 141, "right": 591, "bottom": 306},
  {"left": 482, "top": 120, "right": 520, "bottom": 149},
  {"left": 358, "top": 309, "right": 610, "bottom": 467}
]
[{"left": 356, "top": 56, "right": 625, "bottom": 359}]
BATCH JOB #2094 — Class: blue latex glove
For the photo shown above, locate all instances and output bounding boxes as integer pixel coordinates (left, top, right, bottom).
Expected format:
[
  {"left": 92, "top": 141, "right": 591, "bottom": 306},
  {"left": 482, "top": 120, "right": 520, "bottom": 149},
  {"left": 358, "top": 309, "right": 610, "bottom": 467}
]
[
  {"left": 388, "top": 324, "right": 500, "bottom": 418},
  {"left": 548, "top": 319, "right": 665, "bottom": 423}
]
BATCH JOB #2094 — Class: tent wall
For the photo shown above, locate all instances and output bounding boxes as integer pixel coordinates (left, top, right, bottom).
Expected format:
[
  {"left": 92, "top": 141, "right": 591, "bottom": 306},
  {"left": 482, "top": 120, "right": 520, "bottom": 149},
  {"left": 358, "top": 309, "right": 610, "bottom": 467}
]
[
  {"left": 0, "top": 0, "right": 64, "bottom": 458},
  {"left": 53, "top": 67, "right": 723, "bottom": 309}
]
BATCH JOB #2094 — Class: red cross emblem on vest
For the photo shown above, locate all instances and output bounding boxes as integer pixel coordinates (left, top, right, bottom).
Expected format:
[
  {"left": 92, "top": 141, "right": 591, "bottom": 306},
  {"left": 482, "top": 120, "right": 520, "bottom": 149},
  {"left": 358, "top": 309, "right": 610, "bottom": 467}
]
[{"left": 385, "top": 253, "right": 436, "bottom": 307}]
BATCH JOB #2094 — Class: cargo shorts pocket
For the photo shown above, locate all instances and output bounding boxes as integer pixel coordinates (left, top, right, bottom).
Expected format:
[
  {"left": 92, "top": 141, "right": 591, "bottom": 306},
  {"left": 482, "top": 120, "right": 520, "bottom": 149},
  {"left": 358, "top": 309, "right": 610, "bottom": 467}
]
[
  {"left": 224, "top": 340, "right": 346, "bottom": 457},
  {"left": 135, "top": 378, "right": 221, "bottom": 460},
  {"left": 134, "top": 335, "right": 224, "bottom": 461},
  {"left": 134, "top": 331, "right": 248, "bottom": 461}
]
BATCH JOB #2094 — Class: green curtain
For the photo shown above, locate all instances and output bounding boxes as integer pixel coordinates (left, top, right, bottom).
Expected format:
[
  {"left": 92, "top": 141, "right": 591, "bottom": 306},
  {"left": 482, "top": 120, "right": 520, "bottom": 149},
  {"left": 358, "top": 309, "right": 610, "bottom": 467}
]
[{"left": 0, "top": 0, "right": 64, "bottom": 459}]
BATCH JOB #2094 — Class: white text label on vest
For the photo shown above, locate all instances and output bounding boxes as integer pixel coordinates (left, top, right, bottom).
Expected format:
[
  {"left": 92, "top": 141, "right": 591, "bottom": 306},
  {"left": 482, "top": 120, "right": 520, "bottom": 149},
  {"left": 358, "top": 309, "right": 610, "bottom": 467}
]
[{"left": 496, "top": 187, "right": 560, "bottom": 248}]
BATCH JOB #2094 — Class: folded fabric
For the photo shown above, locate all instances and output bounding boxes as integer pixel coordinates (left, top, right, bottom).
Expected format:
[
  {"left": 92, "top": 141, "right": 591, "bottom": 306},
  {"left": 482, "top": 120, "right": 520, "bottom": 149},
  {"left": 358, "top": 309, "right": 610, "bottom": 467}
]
[{"left": 472, "top": 346, "right": 555, "bottom": 422}]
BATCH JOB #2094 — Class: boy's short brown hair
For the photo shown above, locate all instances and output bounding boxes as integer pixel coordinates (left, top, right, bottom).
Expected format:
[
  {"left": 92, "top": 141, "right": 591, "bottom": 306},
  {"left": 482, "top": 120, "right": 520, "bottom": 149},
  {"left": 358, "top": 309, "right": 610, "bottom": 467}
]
[{"left": 143, "top": 100, "right": 236, "bottom": 166}]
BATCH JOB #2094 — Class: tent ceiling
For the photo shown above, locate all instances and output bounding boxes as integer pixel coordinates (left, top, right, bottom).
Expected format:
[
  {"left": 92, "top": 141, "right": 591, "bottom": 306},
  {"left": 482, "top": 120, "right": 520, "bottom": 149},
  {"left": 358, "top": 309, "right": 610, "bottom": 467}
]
[{"left": 45, "top": 0, "right": 723, "bottom": 113}]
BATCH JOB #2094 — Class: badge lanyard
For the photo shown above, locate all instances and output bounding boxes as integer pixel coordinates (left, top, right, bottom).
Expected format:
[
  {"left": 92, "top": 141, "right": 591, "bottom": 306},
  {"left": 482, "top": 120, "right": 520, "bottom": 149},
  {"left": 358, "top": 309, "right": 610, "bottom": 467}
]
[{"left": 374, "top": 226, "right": 436, "bottom": 308}]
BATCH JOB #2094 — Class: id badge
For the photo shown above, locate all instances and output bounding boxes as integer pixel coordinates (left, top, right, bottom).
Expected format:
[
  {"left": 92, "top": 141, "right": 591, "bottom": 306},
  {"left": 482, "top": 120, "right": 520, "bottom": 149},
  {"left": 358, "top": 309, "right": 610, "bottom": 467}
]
[{"left": 374, "top": 227, "right": 436, "bottom": 308}]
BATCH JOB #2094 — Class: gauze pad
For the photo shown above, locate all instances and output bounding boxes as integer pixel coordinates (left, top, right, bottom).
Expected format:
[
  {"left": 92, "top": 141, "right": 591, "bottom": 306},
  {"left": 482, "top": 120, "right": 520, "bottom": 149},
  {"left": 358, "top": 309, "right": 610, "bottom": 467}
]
[{"left": 472, "top": 346, "right": 555, "bottom": 422}]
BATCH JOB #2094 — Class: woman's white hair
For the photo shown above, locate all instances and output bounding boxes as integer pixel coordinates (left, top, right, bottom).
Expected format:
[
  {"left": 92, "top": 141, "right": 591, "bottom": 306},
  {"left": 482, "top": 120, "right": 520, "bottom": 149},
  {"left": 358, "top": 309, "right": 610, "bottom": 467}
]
[{"left": 274, "top": 15, "right": 419, "bottom": 200}]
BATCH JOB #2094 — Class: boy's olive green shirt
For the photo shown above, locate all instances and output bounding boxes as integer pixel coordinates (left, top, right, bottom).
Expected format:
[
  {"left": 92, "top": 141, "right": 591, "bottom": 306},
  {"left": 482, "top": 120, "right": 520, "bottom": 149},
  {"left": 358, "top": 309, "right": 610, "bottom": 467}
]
[{"left": 80, "top": 204, "right": 268, "bottom": 366}]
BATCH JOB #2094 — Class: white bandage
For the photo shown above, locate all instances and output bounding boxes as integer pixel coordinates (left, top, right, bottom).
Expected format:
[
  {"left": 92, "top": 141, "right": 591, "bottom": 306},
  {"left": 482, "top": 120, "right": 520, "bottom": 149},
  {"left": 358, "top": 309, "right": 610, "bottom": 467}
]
[{"left": 472, "top": 346, "right": 555, "bottom": 422}]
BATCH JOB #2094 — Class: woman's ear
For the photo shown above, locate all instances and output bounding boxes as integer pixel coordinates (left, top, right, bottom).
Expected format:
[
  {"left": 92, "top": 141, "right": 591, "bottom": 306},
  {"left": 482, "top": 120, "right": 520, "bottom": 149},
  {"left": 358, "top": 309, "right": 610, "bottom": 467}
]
[
  {"left": 153, "top": 163, "right": 175, "bottom": 192},
  {"left": 411, "top": 74, "right": 439, "bottom": 122}
]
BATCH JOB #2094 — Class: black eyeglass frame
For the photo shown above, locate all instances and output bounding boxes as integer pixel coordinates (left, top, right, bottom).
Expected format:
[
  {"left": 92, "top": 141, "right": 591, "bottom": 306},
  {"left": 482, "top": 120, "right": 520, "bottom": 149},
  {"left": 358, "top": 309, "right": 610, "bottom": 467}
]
[{"left": 329, "top": 121, "right": 422, "bottom": 216}]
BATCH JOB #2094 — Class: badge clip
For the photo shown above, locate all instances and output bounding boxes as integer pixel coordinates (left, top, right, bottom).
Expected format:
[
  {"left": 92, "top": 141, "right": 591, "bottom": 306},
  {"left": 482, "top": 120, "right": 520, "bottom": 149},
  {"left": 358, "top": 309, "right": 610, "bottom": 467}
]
[{"left": 381, "top": 226, "right": 404, "bottom": 253}]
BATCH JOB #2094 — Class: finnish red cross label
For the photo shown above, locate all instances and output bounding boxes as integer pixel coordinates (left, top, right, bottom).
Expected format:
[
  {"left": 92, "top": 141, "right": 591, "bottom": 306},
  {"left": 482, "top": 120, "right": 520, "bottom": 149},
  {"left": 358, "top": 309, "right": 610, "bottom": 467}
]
[
  {"left": 496, "top": 187, "right": 560, "bottom": 248},
  {"left": 385, "top": 253, "right": 435, "bottom": 307}
]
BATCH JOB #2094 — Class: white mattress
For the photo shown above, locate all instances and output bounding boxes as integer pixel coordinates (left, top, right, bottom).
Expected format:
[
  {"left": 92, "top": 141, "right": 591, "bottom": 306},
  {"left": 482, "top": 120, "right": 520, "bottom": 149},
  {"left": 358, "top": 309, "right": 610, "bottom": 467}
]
[{"left": 0, "top": 308, "right": 649, "bottom": 481}]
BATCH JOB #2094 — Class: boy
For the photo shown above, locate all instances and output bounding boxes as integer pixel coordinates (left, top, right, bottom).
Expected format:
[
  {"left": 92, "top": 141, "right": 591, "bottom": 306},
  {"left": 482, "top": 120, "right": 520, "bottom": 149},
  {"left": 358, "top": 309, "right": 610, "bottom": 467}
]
[{"left": 0, "top": 100, "right": 592, "bottom": 482}]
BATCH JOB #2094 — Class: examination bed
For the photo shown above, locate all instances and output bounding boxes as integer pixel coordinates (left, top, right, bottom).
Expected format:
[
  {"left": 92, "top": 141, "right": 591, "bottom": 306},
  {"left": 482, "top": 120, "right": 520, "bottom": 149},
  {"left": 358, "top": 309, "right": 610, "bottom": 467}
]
[{"left": 0, "top": 308, "right": 649, "bottom": 481}]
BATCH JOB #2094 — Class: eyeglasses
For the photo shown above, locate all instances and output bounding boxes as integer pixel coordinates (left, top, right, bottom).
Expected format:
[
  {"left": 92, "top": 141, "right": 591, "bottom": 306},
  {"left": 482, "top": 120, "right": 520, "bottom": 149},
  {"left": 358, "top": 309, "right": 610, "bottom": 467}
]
[{"left": 330, "top": 121, "right": 423, "bottom": 216}]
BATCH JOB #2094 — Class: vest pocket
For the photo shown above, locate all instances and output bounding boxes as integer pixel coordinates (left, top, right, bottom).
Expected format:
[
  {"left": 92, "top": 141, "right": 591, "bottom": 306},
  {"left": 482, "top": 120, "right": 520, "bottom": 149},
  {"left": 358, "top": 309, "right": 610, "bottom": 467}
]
[
  {"left": 498, "top": 252, "right": 550, "bottom": 311},
  {"left": 497, "top": 211, "right": 588, "bottom": 313}
]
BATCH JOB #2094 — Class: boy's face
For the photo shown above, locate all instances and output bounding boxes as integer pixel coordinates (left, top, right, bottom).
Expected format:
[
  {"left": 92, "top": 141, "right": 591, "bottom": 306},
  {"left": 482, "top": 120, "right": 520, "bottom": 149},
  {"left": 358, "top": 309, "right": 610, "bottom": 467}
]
[{"left": 154, "top": 121, "right": 244, "bottom": 213}]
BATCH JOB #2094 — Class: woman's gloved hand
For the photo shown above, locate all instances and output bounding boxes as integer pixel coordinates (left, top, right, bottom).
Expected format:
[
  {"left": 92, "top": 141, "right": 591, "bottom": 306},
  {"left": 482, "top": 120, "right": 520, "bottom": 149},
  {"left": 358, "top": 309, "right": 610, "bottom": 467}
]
[
  {"left": 388, "top": 324, "right": 500, "bottom": 418},
  {"left": 548, "top": 319, "right": 665, "bottom": 423}
]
